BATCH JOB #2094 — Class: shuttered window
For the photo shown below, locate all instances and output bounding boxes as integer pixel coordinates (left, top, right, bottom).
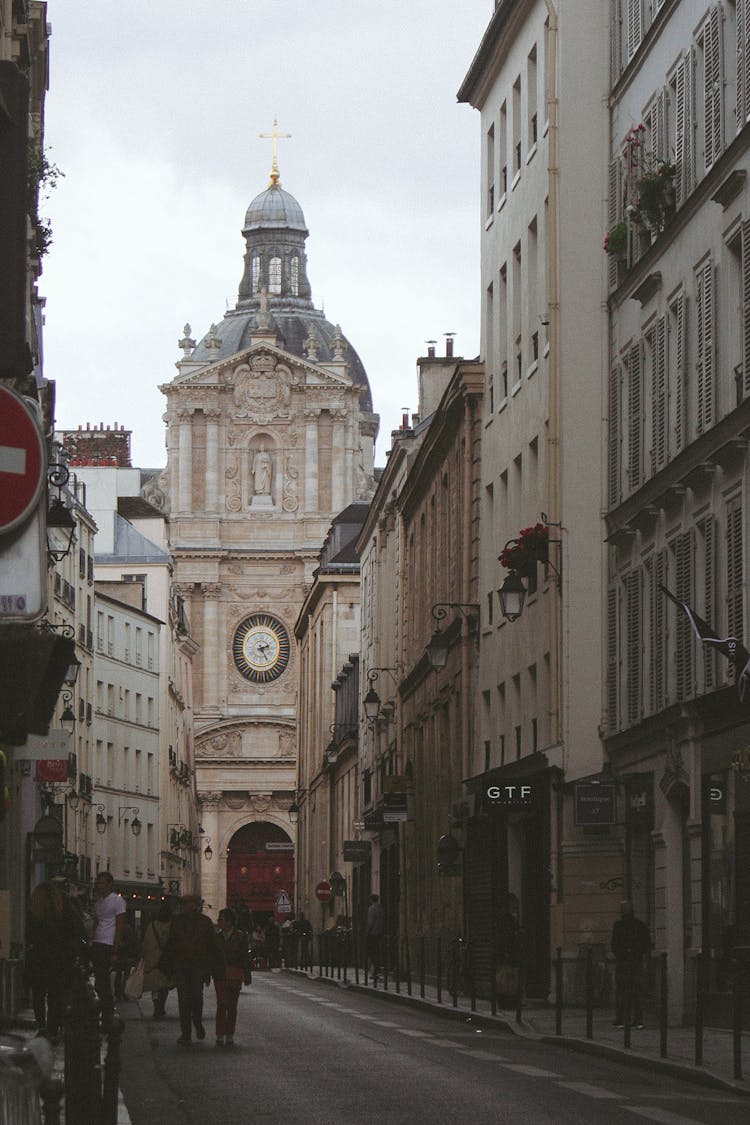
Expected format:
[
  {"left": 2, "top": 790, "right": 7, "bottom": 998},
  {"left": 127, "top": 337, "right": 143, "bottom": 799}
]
[
  {"left": 625, "top": 569, "right": 642, "bottom": 725},
  {"left": 608, "top": 361, "right": 622, "bottom": 508},
  {"left": 610, "top": 0, "right": 622, "bottom": 85},
  {"left": 726, "top": 496, "right": 744, "bottom": 649},
  {"left": 701, "top": 7, "right": 724, "bottom": 173},
  {"left": 626, "top": 0, "right": 643, "bottom": 62},
  {"left": 674, "top": 530, "right": 695, "bottom": 701},
  {"left": 608, "top": 157, "right": 624, "bottom": 290},
  {"left": 696, "top": 258, "right": 715, "bottom": 435},
  {"left": 670, "top": 292, "right": 687, "bottom": 453},
  {"left": 742, "top": 222, "right": 750, "bottom": 399},
  {"left": 644, "top": 89, "right": 667, "bottom": 166},
  {"left": 673, "top": 53, "right": 694, "bottom": 206},
  {"left": 649, "top": 550, "right": 667, "bottom": 713},
  {"left": 737, "top": 0, "right": 750, "bottom": 133},
  {"left": 650, "top": 316, "right": 667, "bottom": 473},
  {"left": 607, "top": 586, "right": 619, "bottom": 730},
  {"left": 627, "top": 343, "right": 644, "bottom": 492}
]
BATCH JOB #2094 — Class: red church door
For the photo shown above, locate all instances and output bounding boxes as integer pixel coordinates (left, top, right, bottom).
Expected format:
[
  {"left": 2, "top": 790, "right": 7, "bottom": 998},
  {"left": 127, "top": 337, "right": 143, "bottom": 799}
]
[{"left": 226, "top": 821, "right": 294, "bottom": 920}]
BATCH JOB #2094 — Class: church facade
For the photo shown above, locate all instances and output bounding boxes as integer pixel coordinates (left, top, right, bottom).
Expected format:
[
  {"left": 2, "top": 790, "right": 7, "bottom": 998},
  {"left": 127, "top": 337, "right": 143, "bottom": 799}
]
[{"left": 153, "top": 156, "right": 378, "bottom": 918}]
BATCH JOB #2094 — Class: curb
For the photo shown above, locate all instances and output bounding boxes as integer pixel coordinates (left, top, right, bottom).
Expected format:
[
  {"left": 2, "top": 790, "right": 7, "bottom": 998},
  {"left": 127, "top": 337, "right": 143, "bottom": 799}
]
[{"left": 284, "top": 969, "right": 750, "bottom": 1098}]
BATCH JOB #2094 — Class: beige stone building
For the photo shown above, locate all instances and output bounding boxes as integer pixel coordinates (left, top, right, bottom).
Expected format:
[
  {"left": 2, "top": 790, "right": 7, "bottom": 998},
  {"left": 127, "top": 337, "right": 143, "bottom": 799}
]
[{"left": 156, "top": 163, "right": 377, "bottom": 920}]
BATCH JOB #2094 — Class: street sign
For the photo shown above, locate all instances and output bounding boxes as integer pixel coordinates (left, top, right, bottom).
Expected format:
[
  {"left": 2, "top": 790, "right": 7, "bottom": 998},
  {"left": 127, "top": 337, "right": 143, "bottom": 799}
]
[
  {"left": 315, "top": 880, "right": 331, "bottom": 902},
  {"left": 574, "top": 782, "right": 616, "bottom": 826},
  {"left": 274, "top": 889, "right": 293, "bottom": 919},
  {"left": 17, "top": 729, "right": 70, "bottom": 760},
  {"left": 0, "top": 386, "right": 45, "bottom": 535},
  {"left": 35, "top": 759, "right": 69, "bottom": 783},
  {"left": 343, "top": 840, "right": 371, "bottom": 863}
]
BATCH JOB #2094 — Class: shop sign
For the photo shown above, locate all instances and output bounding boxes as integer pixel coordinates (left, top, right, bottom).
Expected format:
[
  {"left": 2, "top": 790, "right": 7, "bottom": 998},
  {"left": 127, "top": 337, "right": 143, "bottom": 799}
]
[
  {"left": 18, "top": 729, "right": 69, "bottom": 759},
  {"left": 343, "top": 840, "right": 371, "bottom": 863},
  {"left": 35, "top": 758, "right": 69, "bottom": 783},
  {"left": 574, "top": 782, "right": 616, "bottom": 826},
  {"left": 708, "top": 784, "right": 727, "bottom": 814},
  {"left": 486, "top": 784, "right": 535, "bottom": 808},
  {"left": 382, "top": 790, "right": 407, "bottom": 822}
]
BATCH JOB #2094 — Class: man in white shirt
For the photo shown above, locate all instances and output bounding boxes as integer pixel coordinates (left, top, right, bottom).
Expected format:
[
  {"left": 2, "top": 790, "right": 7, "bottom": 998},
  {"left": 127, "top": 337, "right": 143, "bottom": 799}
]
[{"left": 91, "top": 870, "right": 126, "bottom": 1029}]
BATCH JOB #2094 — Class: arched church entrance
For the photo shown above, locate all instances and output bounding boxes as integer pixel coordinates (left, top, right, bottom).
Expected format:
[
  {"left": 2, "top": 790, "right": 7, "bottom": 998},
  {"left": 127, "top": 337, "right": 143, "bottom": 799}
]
[{"left": 226, "top": 821, "right": 294, "bottom": 926}]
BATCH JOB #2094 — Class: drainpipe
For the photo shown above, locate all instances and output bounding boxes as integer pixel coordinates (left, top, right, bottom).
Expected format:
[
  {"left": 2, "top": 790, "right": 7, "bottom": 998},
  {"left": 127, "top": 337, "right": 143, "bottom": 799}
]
[
  {"left": 544, "top": 0, "right": 562, "bottom": 755},
  {"left": 461, "top": 388, "right": 473, "bottom": 786}
]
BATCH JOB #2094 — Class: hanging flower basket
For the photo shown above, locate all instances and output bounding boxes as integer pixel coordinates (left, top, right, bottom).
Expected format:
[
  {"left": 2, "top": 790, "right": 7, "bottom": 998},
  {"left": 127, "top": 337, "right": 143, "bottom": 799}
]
[
  {"left": 604, "top": 221, "right": 627, "bottom": 257},
  {"left": 636, "top": 160, "right": 676, "bottom": 231},
  {"left": 518, "top": 522, "right": 549, "bottom": 563}
]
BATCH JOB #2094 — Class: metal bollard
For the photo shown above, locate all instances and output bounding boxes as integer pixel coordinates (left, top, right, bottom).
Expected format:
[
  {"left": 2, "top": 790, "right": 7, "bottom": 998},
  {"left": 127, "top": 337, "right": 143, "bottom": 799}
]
[
  {"left": 64, "top": 974, "right": 103, "bottom": 1125},
  {"left": 40, "top": 1076, "right": 64, "bottom": 1125},
  {"left": 436, "top": 936, "right": 442, "bottom": 1004},
  {"left": 419, "top": 936, "right": 425, "bottom": 1000},
  {"left": 733, "top": 977, "right": 743, "bottom": 1081},
  {"left": 694, "top": 950, "right": 704, "bottom": 1068},
  {"left": 659, "top": 951, "right": 668, "bottom": 1059},
  {"left": 101, "top": 1015, "right": 124, "bottom": 1125},
  {"left": 555, "top": 947, "right": 562, "bottom": 1036},
  {"left": 451, "top": 941, "right": 458, "bottom": 1008}
]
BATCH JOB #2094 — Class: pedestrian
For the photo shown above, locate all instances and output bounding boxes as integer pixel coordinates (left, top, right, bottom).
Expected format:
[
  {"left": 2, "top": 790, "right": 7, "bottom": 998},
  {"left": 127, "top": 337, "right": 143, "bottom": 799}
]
[
  {"left": 91, "top": 871, "right": 127, "bottom": 1030},
  {"left": 168, "top": 894, "right": 217, "bottom": 1045},
  {"left": 213, "top": 907, "right": 252, "bottom": 1047},
  {"left": 281, "top": 915, "right": 297, "bottom": 967},
  {"left": 295, "top": 911, "right": 312, "bottom": 969},
  {"left": 235, "top": 902, "right": 253, "bottom": 935},
  {"left": 495, "top": 892, "right": 524, "bottom": 997},
  {"left": 112, "top": 911, "right": 140, "bottom": 1001},
  {"left": 611, "top": 900, "right": 651, "bottom": 1029},
  {"left": 141, "top": 903, "right": 175, "bottom": 1019},
  {"left": 24, "top": 881, "right": 87, "bottom": 1042},
  {"left": 366, "top": 894, "right": 384, "bottom": 976}
]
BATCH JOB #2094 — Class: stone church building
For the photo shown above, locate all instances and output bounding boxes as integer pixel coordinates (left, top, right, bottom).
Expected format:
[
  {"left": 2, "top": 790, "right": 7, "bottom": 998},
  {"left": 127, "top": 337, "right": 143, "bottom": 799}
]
[{"left": 151, "top": 157, "right": 378, "bottom": 918}]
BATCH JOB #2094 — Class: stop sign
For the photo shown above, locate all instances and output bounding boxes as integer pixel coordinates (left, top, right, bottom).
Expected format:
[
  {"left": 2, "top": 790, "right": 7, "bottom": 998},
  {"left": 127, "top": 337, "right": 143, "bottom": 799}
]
[
  {"left": 0, "top": 386, "right": 45, "bottom": 534},
  {"left": 315, "top": 880, "right": 332, "bottom": 903}
]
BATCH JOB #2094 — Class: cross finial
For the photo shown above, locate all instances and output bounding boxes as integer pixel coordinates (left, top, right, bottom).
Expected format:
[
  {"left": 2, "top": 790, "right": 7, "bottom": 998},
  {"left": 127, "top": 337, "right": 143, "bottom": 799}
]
[{"left": 259, "top": 116, "right": 292, "bottom": 187}]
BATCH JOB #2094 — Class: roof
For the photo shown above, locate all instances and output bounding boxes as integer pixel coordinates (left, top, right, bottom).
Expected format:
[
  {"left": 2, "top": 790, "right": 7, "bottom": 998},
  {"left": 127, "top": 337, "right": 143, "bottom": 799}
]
[
  {"left": 117, "top": 496, "right": 164, "bottom": 520},
  {"left": 243, "top": 184, "right": 308, "bottom": 233}
]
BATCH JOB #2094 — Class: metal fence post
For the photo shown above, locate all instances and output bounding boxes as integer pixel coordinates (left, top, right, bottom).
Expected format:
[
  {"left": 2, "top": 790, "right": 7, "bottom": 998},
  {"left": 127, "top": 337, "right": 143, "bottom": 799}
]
[
  {"left": 694, "top": 950, "right": 704, "bottom": 1068},
  {"left": 659, "top": 951, "right": 668, "bottom": 1059},
  {"left": 101, "top": 1015, "right": 124, "bottom": 1125},
  {"left": 436, "top": 936, "right": 442, "bottom": 1004},
  {"left": 451, "top": 940, "right": 459, "bottom": 1008},
  {"left": 419, "top": 936, "right": 425, "bottom": 999},
  {"left": 64, "top": 973, "right": 102, "bottom": 1125},
  {"left": 585, "top": 945, "right": 593, "bottom": 1040},
  {"left": 733, "top": 974, "right": 743, "bottom": 1081},
  {"left": 555, "top": 947, "right": 562, "bottom": 1036}
]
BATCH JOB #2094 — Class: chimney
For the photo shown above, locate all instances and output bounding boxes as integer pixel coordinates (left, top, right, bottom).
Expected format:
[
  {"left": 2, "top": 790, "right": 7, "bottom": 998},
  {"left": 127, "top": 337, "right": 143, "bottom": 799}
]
[
  {"left": 426, "top": 340, "right": 436, "bottom": 358},
  {"left": 401, "top": 408, "right": 410, "bottom": 430},
  {"left": 445, "top": 332, "right": 455, "bottom": 358}
]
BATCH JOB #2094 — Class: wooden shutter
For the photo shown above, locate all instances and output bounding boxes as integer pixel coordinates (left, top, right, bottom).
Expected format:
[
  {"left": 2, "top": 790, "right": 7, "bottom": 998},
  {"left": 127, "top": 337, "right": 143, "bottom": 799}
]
[
  {"left": 626, "top": 0, "right": 642, "bottom": 62},
  {"left": 673, "top": 292, "right": 687, "bottom": 452},
  {"left": 674, "top": 530, "right": 695, "bottom": 702},
  {"left": 675, "top": 53, "right": 694, "bottom": 205},
  {"left": 652, "top": 316, "right": 667, "bottom": 472},
  {"left": 625, "top": 569, "right": 642, "bottom": 725},
  {"left": 702, "top": 515, "right": 716, "bottom": 691},
  {"left": 696, "top": 259, "right": 715, "bottom": 435},
  {"left": 645, "top": 89, "right": 667, "bottom": 166},
  {"left": 726, "top": 497, "right": 744, "bottom": 646},
  {"left": 703, "top": 7, "right": 724, "bottom": 172},
  {"left": 628, "top": 343, "right": 643, "bottom": 492},
  {"left": 607, "top": 585, "right": 619, "bottom": 730},
  {"left": 738, "top": 0, "right": 750, "bottom": 132},
  {"left": 742, "top": 222, "right": 750, "bottom": 398},
  {"left": 608, "top": 361, "right": 622, "bottom": 507},
  {"left": 611, "top": 0, "right": 623, "bottom": 86},
  {"left": 608, "top": 157, "right": 623, "bottom": 290},
  {"left": 650, "top": 550, "right": 666, "bottom": 712}
]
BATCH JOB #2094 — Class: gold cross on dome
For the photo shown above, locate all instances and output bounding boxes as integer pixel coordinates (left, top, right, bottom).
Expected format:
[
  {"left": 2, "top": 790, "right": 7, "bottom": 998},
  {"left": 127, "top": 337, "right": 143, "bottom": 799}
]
[{"left": 259, "top": 117, "right": 292, "bottom": 186}]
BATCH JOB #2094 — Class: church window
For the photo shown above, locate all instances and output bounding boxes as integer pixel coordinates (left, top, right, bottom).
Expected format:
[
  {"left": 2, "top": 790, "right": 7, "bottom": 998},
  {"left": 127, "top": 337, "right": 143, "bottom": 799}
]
[
  {"left": 291, "top": 256, "right": 300, "bottom": 296},
  {"left": 251, "top": 256, "right": 260, "bottom": 294},
  {"left": 269, "top": 256, "right": 282, "bottom": 294}
]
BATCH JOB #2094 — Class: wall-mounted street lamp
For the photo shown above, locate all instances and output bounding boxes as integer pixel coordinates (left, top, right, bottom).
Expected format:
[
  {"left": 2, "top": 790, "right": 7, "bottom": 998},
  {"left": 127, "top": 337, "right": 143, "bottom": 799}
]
[
  {"left": 363, "top": 668, "right": 399, "bottom": 721},
  {"left": 95, "top": 804, "right": 107, "bottom": 834},
  {"left": 46, "top": 449, "right": 77, "bottom": 563},
  {"left": 288, "top": 790, "right": 306, "bottom": 825},
  {"left": 66, "top": 789, "right": 80, "bottom": 811},
  {"left": 498, "top": 570, "right": 527, "bottom": 622},
  {"left": 426, "top": 603, "right": 480, "bottom": 669},
  {"left": 498, "top": 517, "right": 562, "bottom": 622},
  {"left": 118, "top": 806, "right": 142, "bottom": 836},
  {"left": 60, "top": 690, "right": 76, "bottom": 732}
]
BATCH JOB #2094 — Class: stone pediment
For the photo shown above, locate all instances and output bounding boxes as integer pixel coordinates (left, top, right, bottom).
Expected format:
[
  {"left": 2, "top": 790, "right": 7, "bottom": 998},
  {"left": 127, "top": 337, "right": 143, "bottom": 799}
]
[{"left": 169, "top": 341, "right": 352, "bottom": 392}]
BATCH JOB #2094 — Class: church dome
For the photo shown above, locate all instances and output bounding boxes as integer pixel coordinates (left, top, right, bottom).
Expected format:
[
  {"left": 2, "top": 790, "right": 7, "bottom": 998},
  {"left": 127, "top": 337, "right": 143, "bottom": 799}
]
[{"left": 243, "top": 185, "right": 307, "bottom": 234}]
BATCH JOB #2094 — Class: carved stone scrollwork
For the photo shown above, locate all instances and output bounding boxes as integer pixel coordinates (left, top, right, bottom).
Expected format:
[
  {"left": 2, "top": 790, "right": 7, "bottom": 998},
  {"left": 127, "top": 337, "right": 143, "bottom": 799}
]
[
  {"left": 225, "top": 449, "right": 242, "bottom": 512},
  {"left": 201, "top": 583, "right": 222, "bottom": 599},
  {"left": 248, "top": 794, "right": 272, "bottom": 814},
  {"left": 223, "top": 793, "right": 248, "bottom": 810},
  {"left": 198, "top": 791, "right": 223, "bottom": 806},
  {"left": 282, "top": 453, "right": 299, "bottom": 512},
  {"left": 197, "top": 731, "right": 241, "bottom": 757},
  {"left": 278, "top": 730, "right": 295, "bottom": 757}
]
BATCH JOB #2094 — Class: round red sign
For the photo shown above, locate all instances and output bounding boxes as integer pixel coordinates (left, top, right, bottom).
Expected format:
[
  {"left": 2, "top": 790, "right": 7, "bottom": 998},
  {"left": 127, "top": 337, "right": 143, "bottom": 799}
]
[
  {"left": 315, "top": 880, "right": 332, "bottom": 903},
  {"left": 0, "top": 387, "right": 45, "bottom": 534}
]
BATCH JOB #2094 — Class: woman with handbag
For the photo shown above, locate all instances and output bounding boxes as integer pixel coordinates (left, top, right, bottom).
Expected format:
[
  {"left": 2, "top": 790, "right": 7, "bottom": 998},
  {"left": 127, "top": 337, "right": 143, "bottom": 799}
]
[
  {"left": 141, "top": 903, "right": 175, "bottom": 1018},
  {"left": 213, "top": 907, "right": 252, "bottom": 1047}
]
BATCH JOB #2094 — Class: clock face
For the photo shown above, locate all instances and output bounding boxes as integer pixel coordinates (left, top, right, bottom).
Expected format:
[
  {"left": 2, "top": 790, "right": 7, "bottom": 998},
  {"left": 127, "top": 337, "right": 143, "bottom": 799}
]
[{"left": 232, "top": 613, "right": 290, "bottom": 683}]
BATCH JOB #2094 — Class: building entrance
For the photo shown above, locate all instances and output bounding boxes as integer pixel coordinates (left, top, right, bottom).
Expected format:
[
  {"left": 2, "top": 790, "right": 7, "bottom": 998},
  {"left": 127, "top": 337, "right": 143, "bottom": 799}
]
[{"left": 226, "top": 821, "right": 294, "bottom": 923}]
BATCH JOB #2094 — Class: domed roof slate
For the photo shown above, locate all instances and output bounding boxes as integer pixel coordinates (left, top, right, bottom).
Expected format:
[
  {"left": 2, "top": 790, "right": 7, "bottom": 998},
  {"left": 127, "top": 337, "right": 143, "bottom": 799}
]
[{"left": 243, "top": 185, "right": 307, "bottom": 233}]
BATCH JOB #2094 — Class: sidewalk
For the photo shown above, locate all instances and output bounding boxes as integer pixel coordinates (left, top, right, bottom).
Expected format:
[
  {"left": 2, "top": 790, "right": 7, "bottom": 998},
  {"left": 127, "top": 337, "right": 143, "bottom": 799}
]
[{"left": 288, "top": 966, "right": 750, "bottom": 1098}]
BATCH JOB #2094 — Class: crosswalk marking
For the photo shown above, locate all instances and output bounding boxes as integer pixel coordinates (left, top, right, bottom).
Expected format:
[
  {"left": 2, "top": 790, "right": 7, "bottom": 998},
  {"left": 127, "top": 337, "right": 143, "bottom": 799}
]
[{"left": 556, "top": 1082, "right": 620, "bottom": 1100}]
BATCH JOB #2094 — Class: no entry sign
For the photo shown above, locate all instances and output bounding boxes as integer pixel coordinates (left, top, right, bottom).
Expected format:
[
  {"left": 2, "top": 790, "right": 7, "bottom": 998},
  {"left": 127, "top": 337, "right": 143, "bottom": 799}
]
[
  {"left": 0, "top": 387, "right": 45, "bottom": 534},
  {"left": 315, "top": 880, "right": 331, "bottom": 903}
]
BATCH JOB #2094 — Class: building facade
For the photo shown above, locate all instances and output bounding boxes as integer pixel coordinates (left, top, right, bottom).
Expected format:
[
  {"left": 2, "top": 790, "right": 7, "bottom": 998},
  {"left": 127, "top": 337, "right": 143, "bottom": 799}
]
[
  {"left": 605, "top": 0, "right": 750, "bottom": 1021},
  {"left": 459, "top": 0, "right": 611, "bottom": 998},
  {"left": 155, "top": 163, "right": 377, "bottom": 920}
]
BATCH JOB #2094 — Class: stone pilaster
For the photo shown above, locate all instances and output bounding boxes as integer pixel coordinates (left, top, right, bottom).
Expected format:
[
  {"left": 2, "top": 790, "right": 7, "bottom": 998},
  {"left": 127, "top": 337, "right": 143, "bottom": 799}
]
[
  {"left": 202, "top": 584, "right": 222, "bottom": 705},
  {"left": 178, "top": 406, "right": 194, "bottom": 514},
  {"left": 331, "top": 411, "right": 347, "bottom": 514},
  {"left": 305, "top": 410, "right": 319, "bottom": 512}
]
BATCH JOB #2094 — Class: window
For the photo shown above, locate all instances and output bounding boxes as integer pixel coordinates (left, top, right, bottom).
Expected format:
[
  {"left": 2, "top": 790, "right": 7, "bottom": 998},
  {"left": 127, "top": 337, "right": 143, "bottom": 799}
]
[
  {"left": 251, "top": 255, "right": 260, "bottom": 293},
  {"left": 626, "top": 0, "right": 643, "bottom": 64},
  {"left": 486, "top": 281, "right": 494, "bottom": 410},
  {"left": 698, "top": 516, "right": 717, "bottom": 692},
  {"left": 726, "top": 495, "right": 744, "bottom": 646},
  {"left": 96, "top": 612, "right": 104, "bottom": 651},
  {"left": 527, "top": 45, "right": 538, "bottom": 151},
  {"left": 512, "top": 75, "right": 522, "bottom": 175},
  {"left": 673, "top": 530, "right": 695, "bottom": 701},
  {"left": 135, "top": 627, "right": 142, "bottom": 666},
  {"left": 697, "top": 7, "right": 724, "bottom": 175},
  {"left": 147, "top": 631, "right": 155, "bottom": 670},
  {"left": 486, "top": 123, "right": 495, "bottom": 217},
  {"left": 668, "top": 290, "right": 687, "bottom": 454},
  {"left": 626, "top": 342, "right": 643, "bottom": 492},
  {"left": 269, "top": 256, "right": 282, "bottom": 294},
  {"left": 648, "top": 550, "right": 667, "bottom": 713},
  {"left": 290, "top": 256, "right": 299, "bottom": 296},
  {"left": 498, "top": 263, "right": 508, "bottom": 386},
  {"left": 737, "top": 0, "right": 750, "bottom": 132},
  {"left": 624, "top": 569, "right": 642, "bottom": 724},
  {"left": 499, "top": 101, "right": 508, "bottom": 198},
  {"left": 643, "top": 89, "right": 667, "bottom": 167},
  {"left": 527, "top": 217, "right": 538, "bottom": 366},
  {"left": 671, "top": 53, "right": 695, "bottom": 206},
  {"left": 647, "top": 316, "right": 667, "bottom": 473},
  {"left": 607, "top": 586, "right": 619, "bottom": 729},
  {"left": 608, "top": 359, "right": 622, "bottom": 508},
  {"left": 107, "top": 615, "right": 114, "bottom": 656}
]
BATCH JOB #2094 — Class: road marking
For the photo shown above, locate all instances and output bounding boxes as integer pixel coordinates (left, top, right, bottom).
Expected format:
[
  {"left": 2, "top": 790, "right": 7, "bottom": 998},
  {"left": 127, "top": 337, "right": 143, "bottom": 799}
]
[
  {"left": 370, "top": 1020, "right": 400, "bottom": 1027},
  {"left": 626, "top": 1110, "right": 708, "bottom": 1124},
  {"left": 459, "top": 1049, "right": 509, "bottom": 1062},
  {"left": 0, "top": 446, "right": 25, "bottom": 475},
  {"left": 501, "top": 1064, "right": 561, "bottom": 1078},
  {"left": 429, "top": 1038, "right": 464, "bottom": 1048},
  {"left": 556, "top": 1082, "right": 620, "bottom": 1100},
  {"left": 397, "top": 1029, "right": 432, "bottom": 1038},
  {"left": 350, "top": 1014, "right": 375, "bottom": 1020}
]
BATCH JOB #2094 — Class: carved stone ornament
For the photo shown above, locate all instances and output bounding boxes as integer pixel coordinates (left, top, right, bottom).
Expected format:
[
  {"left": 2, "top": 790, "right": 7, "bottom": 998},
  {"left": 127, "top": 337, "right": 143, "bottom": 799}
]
[
  {"left": 223, "top": 792, "right": 248, "bottom": 810},
  {"left": 225, "top": 448, "right": 242, "bottom": 512},
  {"left": 248, "top": 794, "right": 272, "bottom": 814},
  {"left": 197, "top": 731, "right": 242, "bottom": 758},
  {"left": 282, "top": 453, "right": 299, "bottom": 512},
  {"left": 198, "top": 791, "right": 223, "bottom": 806},
  {"left": 141, "top": 470, "right": 169, "bottom": 515},
  {"left": 232, "top": 358, "right": 292, "bottom": 423},
  {"left": 278, "top": 729, "right": 295, "bottom": 757}
]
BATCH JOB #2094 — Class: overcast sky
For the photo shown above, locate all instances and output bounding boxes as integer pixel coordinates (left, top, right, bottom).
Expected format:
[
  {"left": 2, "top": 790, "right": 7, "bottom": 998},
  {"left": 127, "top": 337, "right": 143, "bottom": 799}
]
[{"left": 41, "top": 1, "right": 489, "bottom": 468}]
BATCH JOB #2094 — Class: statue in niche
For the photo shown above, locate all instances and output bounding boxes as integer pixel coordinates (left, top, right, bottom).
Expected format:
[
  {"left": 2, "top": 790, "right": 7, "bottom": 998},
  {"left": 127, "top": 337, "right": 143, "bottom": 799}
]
[{"left": 252, "top": 445, "right": 272, "bottom": 495}]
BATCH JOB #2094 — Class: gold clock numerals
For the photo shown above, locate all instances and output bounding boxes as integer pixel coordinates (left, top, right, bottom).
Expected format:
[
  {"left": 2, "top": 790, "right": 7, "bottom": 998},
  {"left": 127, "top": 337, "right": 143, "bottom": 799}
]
[{"left": 233, "top": 613, "right": 290, "bottom": 683}]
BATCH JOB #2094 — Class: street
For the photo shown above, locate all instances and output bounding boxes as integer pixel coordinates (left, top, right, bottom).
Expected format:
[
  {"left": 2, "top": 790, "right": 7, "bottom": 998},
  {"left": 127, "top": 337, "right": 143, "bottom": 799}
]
[{"left": 117, "top": 973, "right": 750, "bottom": 1124}]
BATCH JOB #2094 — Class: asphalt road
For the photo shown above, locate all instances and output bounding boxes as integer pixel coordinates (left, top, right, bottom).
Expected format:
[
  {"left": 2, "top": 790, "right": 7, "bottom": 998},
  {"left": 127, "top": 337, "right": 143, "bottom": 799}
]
[{"left": 117, "top": 973, "right": 749, "bottom": 1124}]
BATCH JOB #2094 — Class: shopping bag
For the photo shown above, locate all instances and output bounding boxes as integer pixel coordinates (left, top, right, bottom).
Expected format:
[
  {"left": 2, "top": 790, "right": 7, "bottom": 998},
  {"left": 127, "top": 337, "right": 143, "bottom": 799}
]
[{"left": 124, "top": 958, "right": 145, "bottom": 1000}]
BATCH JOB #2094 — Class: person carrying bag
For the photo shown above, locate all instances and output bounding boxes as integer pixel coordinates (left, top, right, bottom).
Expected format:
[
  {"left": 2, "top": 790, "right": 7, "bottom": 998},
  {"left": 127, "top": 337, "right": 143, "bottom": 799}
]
[
  {"left": 142, "top": 903, "right": 175, "bottom": 1018},
  {"left": 213, "top": 907, "right": 252, "bottom": 1047}
]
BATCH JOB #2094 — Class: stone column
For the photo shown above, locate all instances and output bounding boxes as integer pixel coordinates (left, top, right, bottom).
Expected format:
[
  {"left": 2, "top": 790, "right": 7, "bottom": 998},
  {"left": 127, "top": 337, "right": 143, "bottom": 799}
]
[
  {"left": 197, "top": 791, "right": 222, "bottom": 921},
  {"left": 331, "top": 411, "right": 347, "bottom": 514},
  {"left": 178, "top": 406, "right": 193, "bottom": 514},
  {"left": 205, "top": 408, "right": 221, "bottom": 513},
  {"left": 304, "top": 410, "right": 319, "bottom": 512},
  {"left": 202, "top": 584, "right": 221, "bottom": 706}
]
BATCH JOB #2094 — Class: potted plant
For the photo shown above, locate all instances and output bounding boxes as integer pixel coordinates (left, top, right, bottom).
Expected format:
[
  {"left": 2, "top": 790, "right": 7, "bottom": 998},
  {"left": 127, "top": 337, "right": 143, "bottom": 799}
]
[
  {"left": 604, "top": 221, "right": 627, "bottom": 257},
  {"left": 636, "top": 159, "right": 676, "bottom": 231}
]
